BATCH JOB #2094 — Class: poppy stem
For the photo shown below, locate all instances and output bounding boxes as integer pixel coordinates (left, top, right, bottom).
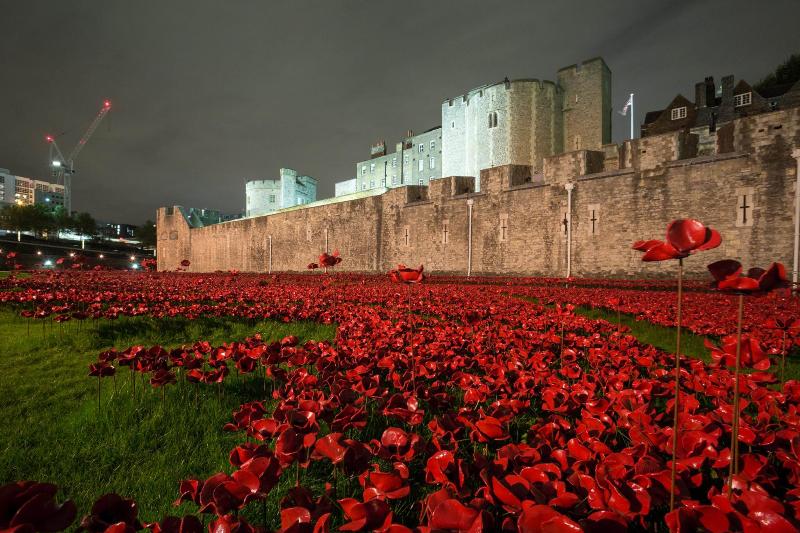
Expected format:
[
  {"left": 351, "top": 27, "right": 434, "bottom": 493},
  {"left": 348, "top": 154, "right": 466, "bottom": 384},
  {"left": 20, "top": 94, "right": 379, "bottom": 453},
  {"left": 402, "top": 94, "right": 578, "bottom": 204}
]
[
  {"left": 669, "top": 257, "right": 684, "bottom": 512},
  {"left": 781, "top": 330, "right": 787, "bottom": 385},
  {"left": 728, "top": 293, "right": 745, "bottom": 498},
  {"left": 97, "top": 377, "right": 101, "bottom": 412}
]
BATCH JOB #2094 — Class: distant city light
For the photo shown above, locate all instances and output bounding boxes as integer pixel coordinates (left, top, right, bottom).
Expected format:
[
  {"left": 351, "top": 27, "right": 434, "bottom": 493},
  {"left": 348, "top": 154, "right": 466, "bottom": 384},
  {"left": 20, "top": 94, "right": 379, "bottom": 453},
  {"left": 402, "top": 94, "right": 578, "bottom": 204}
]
[
  {"left": 99, "top": 254, "right": 104, "bottom": 259},
  {"left": 36, "top": 251, "right": 42, "bottom": 256},
  {"left": 130, "top": 255, "right": 136, "bottom": 261},
  {"left": 51, "top": 161, "right": 61, "bottom": 168},
  {"left": 69, "top": 253, "right": 75, "bottom": 257}
]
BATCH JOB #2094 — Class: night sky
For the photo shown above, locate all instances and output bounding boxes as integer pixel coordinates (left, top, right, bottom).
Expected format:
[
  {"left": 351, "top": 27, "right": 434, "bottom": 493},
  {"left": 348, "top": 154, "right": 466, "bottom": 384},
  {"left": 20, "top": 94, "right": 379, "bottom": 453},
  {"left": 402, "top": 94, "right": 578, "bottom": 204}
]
[{"left": 1, "top": 0, "right": 798, "bottom": 223}]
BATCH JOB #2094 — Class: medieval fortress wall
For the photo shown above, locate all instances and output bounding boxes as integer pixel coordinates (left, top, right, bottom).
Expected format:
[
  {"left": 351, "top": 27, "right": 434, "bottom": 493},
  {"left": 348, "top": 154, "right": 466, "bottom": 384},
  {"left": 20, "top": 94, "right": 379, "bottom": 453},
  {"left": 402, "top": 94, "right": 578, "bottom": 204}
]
[
  {"left": 157, "top": 56, "right": 800, "bottom": 278},
  {"left": 157, "top": 104, "right": 800, "bottom": 278}
]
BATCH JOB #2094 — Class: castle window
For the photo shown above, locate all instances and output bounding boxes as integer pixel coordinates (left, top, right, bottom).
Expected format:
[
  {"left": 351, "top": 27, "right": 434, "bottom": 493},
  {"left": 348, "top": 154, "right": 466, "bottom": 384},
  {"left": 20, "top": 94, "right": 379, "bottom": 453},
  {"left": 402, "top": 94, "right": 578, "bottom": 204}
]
[
  {"left": 392, "top": 157, "right": 397, "bottom": 167},
  {"left": 370, "top": 180, "right": 375, "bottom": 188},
  {"left": 381, "top": 178, "right": 386, "bottom": 186},
  {"left": 370, "top": 163, "right": 375, "bottom": 173},
  {"left": 736, "top": 187, "right": 755, "bottom": 227},
  {"left": 488, "top": 111, "right": 498, "bottom": 128},
  {"left": 430, "top": 140, "right": 436, "bottom": 151},
  {"left": 442, "top": 221, "right": 449, "bottom": 244},
  {"left": 391, "top": 176, "right": 397, "bottom": 185},
  {"left": 429, "top": 157, "right": 435, "bottom": 169},
  {"left": 404, "top": 226, "right": 410, "bottom": 246},
  {"left": 499, "top": 214, "right": 508, "bottom": 242},
  {"left": 671, "top": 106, "right": 687, "bottom": 120},
  {"left": 361, "top": 166, "right": 366, "bottom": 176},
  {"left": 418, "top": 159, "right": 424, "bottom": 172},
  {"left": 734, "top": 92, "right": 752, "bottom": 107},
  {"left": 418, "top": 143, "right": 424, "bottom": 153},
  {"left": 419, "top": 179, "right": 424, "bottom": 186},
  {"left": 451, "top": 121, "right": 455, "bottom": 128},
  {"left": 362, "top": 183, "right": 366, "bottom": 190},
  {"left": 587, "top": 204, "right": 600, "bottom": 236},
  {"left": 573, "top": 135, "right": 581, "bottom": 150},
  {"left": 269, "top": 194, "right": 275, "bottom": 203}
]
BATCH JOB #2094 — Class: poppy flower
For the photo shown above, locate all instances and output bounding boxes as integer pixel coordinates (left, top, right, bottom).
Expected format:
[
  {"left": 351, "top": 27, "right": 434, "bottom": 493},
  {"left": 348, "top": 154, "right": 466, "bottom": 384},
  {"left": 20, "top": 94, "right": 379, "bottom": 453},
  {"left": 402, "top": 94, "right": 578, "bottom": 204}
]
[
  {"left": 388, "top": 265, "right": 424, "bottom": 284},
  {"left": 359, "top": 462, "right": 411, "bottom": 502},
  {"left": 79, "top": 493, "right": 142, "bottom": 533},
  {"left": 145, "top": 515, "right": 202, "bottom": 533},
  {"left": 517, "top": 502, "right": 582, "bottom": 533},
  {"left": 318, "top": 251, "right": 342, "bottom": 268},
  {"left": 207, "top": 514, "right": 255, "bottom": 533},
  {"left": 708, "top": 260, "right": 789, "bottom": 294},
  {"left": 0, "top": 481, "right": 77, "bottom": 533},
  {"left": 706, "top": 335, "right": 771, "bottom": 370},
  {"left": 633, "top": 219, "right": 721, "bottom": 261}
]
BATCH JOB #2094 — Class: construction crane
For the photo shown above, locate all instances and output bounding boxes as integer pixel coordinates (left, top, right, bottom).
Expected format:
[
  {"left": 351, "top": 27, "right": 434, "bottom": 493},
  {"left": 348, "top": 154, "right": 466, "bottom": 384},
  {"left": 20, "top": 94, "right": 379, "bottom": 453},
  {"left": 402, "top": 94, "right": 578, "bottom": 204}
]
[{"left": 45, "top": 99, "right": 112, "bottom": 213}]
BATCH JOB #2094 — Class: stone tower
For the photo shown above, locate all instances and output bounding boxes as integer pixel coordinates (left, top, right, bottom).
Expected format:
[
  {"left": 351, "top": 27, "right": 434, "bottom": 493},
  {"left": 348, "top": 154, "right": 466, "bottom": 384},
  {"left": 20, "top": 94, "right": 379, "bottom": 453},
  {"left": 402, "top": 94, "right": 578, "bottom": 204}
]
[{"left": 557, "top": 57, "right": 612, "bottom": 151}]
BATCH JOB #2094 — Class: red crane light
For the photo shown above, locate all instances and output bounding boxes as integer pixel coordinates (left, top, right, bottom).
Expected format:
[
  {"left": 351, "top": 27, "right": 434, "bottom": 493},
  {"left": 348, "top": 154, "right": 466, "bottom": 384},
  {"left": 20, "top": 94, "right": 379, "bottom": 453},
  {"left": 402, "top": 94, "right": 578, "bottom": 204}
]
[
  {"left": 45, "top": 135, "right": 54, "bottom": 143},
  {"left": 103, "top": 100, "right": 112, "bottom": 108}
]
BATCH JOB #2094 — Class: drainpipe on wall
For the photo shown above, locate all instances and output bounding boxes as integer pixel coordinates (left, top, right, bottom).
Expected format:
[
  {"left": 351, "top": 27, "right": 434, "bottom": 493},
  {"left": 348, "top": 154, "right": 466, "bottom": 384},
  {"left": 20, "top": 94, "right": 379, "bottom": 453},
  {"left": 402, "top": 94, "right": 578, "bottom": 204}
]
[
  {"left": 467, "top": 199, "right": 474, "bottom": 277},
  {"left": 793, "top": 149, "right": 800, "bottom": 294},
  {"left": 268, "top": 235, "right": 272, "bottom": 274},
  {"left": 565, "top": 182, "right": 575, "bottom": 279}
]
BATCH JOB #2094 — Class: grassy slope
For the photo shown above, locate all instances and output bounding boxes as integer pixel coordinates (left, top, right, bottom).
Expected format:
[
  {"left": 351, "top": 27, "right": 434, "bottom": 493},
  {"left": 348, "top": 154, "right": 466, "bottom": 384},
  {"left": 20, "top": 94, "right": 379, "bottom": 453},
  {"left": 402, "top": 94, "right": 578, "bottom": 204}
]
[{"left": 0, "top": 310, "right": 335, "bottom": 525}]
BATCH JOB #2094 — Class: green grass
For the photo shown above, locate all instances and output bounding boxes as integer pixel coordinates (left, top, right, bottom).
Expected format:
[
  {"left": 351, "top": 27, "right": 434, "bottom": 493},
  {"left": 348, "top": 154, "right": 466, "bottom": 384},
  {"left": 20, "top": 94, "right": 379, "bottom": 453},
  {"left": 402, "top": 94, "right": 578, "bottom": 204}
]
[
  {"left": 0, "top": 271, "right": 30, "bottom": 279},
  {"left": 0, "top": 309, "right": 335, "bottom": 526}
]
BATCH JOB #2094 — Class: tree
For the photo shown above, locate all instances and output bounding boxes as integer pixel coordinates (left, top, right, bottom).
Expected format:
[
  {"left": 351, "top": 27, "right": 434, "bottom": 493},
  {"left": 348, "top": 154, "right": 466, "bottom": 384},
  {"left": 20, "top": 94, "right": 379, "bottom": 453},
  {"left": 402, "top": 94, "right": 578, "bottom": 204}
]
[
  {"left": 73, "top": 212, "right": 97, "bottom": 241},
  {"left": 137, "top": 219, "right": 157, "bottom": 248},
  {"left": 754, "top": 54, "right": 800, "bottom": 93},
  {"left": 52, "top": 206, "right": 75, "bottom": 238}
]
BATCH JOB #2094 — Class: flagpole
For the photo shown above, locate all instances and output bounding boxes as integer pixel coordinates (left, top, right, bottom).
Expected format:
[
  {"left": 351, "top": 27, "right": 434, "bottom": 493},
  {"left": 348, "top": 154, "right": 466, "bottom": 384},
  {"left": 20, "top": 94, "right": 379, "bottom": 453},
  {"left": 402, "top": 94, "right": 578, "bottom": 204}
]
[{"left": 630, "top": 93, "right": 634, "bottom": 139}]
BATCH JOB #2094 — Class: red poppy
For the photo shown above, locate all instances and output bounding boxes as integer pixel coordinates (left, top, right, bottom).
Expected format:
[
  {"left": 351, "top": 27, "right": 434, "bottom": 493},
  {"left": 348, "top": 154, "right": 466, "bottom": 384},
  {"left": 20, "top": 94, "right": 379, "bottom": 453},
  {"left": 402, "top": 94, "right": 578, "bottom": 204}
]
[
  {"left": 145, "top": 515, "right": 202, "bottom": 533},
  {"left": 319, "top": 251, "right": 342, "bottom": 268},
  {"left": 79, "top": 493, "right": 142, "bottom": 533},
  {"left": 388, "top": 265, "right": 424, "bottom": 284},
  {"left": 708, "top": 260, "right": 789, "bottom": 294},
  {"left": 705, "top": 335, "right": 771, "bottom": 370},
  {"left": 359, "top": 462, "right": 410, "bottom": 501},
  {"left": 0, "top": 481, "right": 77, "bottom": 533},
  {"left": 633, "top": 219, "right": 721, "bottom": 261}
]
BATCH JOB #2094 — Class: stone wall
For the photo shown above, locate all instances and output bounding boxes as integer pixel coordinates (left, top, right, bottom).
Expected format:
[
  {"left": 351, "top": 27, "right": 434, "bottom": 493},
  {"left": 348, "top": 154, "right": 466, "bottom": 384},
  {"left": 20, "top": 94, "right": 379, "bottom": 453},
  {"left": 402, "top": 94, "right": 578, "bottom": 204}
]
[{"left": 158, "top": 107, "right": 800, "bottom": 279}]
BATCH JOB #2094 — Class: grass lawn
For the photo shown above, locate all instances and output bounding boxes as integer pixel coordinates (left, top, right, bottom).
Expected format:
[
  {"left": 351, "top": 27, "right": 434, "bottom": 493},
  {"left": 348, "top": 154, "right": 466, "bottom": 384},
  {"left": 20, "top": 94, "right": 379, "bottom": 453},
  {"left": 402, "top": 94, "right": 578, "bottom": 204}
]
[
  {"left": 0, "top": 271, "right": 30, "bottom": 279},
  {"left": 0, "top": 309, "right": 335, "bottom": 526}
]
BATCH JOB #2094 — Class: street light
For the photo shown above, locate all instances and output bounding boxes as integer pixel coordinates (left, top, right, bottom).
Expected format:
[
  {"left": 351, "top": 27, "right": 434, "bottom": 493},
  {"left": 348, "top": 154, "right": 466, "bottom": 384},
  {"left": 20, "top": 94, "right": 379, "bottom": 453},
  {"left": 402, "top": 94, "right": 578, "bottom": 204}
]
[
  {"left": 52, "top": 161, "right": 61, "bottom": 168},
  {"left": 99, "top": 254, "right": 104, "bottom": 259},
  {"left": 36, "top": 251, "right": 42, "bottom": 256}
]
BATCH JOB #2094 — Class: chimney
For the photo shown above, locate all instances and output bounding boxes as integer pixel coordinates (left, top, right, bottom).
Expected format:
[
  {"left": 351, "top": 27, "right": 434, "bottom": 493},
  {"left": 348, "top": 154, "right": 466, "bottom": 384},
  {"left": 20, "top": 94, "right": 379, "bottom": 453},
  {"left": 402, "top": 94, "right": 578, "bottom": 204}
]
[
  {"left": 695, "top": 82, "right": 707, "bottom": 108},
  {"left": 704, "top": 77, "right": 715, "bottom": 107},
  {"left": 721, "top": 75, "right": 734, "bottom": 104}
]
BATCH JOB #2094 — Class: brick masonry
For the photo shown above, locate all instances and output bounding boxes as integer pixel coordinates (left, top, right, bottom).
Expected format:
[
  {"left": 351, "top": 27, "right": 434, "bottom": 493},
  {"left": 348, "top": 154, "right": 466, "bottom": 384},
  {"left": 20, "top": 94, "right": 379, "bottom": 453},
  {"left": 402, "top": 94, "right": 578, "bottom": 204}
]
[{"left": 158, "top": 107, "right": 800, "bottom": 278}]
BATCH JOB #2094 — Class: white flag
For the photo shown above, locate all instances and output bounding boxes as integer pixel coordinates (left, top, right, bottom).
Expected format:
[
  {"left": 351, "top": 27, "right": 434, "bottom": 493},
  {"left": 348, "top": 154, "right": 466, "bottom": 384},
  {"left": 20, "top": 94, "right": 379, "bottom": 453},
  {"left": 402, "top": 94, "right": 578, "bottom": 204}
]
[{"left": 619, "top": 93, "right": 633, "bottom": 116}]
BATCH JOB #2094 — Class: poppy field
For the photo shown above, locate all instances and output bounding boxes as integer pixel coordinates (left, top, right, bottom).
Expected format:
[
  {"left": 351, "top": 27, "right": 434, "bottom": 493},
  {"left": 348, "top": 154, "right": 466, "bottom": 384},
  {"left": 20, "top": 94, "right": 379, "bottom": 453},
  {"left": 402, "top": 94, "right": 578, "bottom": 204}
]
[{"left": 2, "top": 248, "right": 800, "bottom": 533}]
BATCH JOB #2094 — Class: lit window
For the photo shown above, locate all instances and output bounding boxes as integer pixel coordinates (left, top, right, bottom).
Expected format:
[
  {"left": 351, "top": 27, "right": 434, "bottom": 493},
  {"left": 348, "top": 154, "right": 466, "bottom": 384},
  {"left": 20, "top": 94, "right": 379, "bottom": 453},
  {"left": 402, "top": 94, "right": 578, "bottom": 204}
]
[
  {"left": 370, "top": 163, "right": 375, "bottom": 173},
  {"left": 430, "top": 157, "right": 435, "bottom": 169},
  {"left": 418, "top": 159, "right": 424, "bottom": 172},
  {"left": 671, "top": 106, "right": 687, "bottom": 120},
  {"left": 430, "top": 140, "right": 436, "bottom": 151},
  {"left": 734, "top": 92, "right": 752, "bottom": 107},
  {"left": 418, "top": 144, "right": 424, "bottom": 153}
]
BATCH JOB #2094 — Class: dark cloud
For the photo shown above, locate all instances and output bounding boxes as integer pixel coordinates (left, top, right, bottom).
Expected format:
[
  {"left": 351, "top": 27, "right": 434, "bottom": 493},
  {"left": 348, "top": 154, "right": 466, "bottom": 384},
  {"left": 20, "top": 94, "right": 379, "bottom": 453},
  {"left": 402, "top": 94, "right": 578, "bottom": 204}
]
[{"left": 0, "top": 0, "right": 797, "bottom": 222}]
